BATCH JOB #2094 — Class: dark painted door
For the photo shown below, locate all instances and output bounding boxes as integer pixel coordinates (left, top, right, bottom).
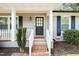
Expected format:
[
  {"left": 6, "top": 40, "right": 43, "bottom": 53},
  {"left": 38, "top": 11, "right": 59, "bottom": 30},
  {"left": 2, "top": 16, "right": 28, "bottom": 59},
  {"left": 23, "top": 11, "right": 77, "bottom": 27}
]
[{"left": 35, "top": 17, "right": 44, "bottom": 35}]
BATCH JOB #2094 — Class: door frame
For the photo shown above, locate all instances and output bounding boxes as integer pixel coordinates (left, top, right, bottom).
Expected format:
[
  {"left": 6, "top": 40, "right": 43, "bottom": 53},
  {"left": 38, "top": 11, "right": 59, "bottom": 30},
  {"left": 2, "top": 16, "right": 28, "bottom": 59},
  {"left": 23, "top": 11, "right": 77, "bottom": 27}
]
[{"left": 34, "top": 15, "right": 45, "bottom": 37}]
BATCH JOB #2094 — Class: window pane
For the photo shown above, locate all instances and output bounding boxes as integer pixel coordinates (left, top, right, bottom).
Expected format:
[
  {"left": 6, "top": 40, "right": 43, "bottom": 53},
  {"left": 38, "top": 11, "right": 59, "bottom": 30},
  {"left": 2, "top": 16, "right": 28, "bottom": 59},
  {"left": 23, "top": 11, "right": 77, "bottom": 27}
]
[
  {"left": 61, "top": 16, "right": 69, "bottom": 31},
  {"left": 61, "top": 24, "right": 69, "bottom": 31},
  {"left": 61, "top": 17, "right": 69, "bottom": 24},
  {"left": 0, "top": 17, "right": 8, "bottom": 30}
]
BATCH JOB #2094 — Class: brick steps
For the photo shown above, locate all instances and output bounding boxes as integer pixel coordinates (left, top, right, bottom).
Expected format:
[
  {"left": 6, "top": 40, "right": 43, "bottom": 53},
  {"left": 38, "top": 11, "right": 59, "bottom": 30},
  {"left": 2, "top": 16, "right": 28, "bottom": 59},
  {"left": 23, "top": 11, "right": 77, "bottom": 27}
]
[{"left": 32, "top": 38, "right": 49, "bottom": 56}]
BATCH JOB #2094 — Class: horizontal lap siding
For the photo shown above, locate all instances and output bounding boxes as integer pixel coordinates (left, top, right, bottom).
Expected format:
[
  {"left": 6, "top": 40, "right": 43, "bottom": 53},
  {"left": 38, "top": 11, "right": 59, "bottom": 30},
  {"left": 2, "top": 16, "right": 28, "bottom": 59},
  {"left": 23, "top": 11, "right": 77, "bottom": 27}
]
[{"left": 23, "top": 16, "right": 35, "bottom": 39}]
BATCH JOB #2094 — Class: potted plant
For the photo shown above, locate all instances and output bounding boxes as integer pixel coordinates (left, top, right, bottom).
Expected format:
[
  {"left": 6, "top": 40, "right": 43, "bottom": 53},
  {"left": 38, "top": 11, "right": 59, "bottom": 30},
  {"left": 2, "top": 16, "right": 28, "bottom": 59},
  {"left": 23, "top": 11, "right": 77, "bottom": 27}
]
[{"left": 16, "top": 28, "right": 27, "bottom": 52}]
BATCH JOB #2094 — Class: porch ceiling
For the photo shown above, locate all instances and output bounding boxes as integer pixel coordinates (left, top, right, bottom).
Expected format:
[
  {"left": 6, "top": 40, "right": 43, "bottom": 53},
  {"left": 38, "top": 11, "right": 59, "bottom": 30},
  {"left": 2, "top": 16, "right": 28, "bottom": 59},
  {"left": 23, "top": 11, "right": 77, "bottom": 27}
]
[{"left": 0, "top": 3, "right": 62, "bottom": 13}]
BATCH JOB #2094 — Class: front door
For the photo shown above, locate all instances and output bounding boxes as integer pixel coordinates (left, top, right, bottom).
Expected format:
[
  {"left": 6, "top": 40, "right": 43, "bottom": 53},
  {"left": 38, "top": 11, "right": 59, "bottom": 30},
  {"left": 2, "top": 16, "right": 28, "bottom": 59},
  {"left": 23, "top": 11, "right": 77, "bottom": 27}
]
[{"left": 35, "top": 17, "right": 44, "bottom": 35}]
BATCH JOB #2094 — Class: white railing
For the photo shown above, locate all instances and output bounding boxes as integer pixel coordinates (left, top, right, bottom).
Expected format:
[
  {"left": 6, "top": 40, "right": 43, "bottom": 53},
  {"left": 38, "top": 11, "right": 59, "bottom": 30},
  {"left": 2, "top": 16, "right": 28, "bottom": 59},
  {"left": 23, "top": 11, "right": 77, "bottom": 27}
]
[
  {"left": 0, "top": 30, "right": 10, "bottom": 40},
  {"left": 46, "top": 29, "right": 51, "bottom": 56},
  {"left": 29, "top": 29, "right": 34, "bottom": 56}
]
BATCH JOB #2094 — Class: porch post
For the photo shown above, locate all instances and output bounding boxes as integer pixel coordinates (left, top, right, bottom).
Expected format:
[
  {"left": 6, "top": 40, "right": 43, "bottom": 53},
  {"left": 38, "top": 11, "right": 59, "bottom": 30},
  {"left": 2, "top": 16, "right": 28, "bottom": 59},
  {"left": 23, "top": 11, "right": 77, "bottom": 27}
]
[
  {"left": 11, "top": 8, "right": 16, "bottom": 41},
  {"left": 49, "top": 9, "right": 53, "bottom": 40},
  {"left": 69, "top": 16, "right": 71, "bottom": 29},
  {"left": 8, "top": 17, "right": 10, "bottom": 40},
  {"left": 49, "top": 9, "right": 53, "bottom": 56}
]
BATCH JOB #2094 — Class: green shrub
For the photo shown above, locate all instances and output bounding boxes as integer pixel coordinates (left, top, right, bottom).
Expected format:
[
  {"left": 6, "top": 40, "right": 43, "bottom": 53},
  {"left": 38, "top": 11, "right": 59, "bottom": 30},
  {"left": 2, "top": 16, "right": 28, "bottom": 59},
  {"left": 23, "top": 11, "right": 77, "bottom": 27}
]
[
  {"left": 16, "top": 28, "right": 27, "bottom": 51},
  {"left": 63, "top": 29, "right": 79, "bottom": 45}
]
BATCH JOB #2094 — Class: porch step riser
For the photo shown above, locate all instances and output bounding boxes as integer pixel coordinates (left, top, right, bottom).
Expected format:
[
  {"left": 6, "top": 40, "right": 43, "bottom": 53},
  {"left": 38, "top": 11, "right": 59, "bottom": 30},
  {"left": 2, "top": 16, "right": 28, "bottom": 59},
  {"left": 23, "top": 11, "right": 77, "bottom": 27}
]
[
  {"left": 32, "top": 52, "right": 49, "bottom": 56},
  {"left": 32, "top": 48, "right": 48, "bottom": 51},
  {"left": 33, "top": 42, "right": 47, "bottom": 45},
  {"left": 32, "top": 50, "right": 48, "bottom": 52},
  {"left": 34, "top": 37, "right": 45, "bottom": 41},
  {"left": 32, "top": 45, "right": 48, "bottom": 50},
  {"left": 34, "top": 40, "right": 46, "bottom": 42}
]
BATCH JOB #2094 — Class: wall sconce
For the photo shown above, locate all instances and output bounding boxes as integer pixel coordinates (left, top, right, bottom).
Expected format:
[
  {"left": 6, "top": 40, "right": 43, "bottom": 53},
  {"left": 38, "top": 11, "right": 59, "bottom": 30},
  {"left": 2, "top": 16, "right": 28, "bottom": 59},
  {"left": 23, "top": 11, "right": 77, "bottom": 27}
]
[{"left": 29, "top": 16, "right": 32, "bottom": 20}]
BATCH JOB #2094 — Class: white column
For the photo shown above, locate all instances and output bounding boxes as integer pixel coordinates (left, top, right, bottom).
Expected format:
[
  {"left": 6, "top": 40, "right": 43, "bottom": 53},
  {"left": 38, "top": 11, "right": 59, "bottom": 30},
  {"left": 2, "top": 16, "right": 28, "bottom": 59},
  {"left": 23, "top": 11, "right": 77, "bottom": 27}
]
[
  {"left": 11, "top": 8, "right": 16, "bottom": 41},
  {"left": 49, "top": 9, "right": 53, "bottom": 40},
  {"left": 48, "top": 9, "right": 53, "bottom": 56},
  {"left": 69, "top": 16, "right": 71, "bottom": 29}
]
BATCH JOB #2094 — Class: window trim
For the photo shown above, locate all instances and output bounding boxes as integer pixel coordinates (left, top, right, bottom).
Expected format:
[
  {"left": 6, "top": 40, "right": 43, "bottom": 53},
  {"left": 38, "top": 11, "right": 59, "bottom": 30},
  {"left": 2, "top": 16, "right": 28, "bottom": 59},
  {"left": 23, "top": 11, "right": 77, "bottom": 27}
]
[{"left": 56, "top": 16, "right": 70, "bottom": 37}]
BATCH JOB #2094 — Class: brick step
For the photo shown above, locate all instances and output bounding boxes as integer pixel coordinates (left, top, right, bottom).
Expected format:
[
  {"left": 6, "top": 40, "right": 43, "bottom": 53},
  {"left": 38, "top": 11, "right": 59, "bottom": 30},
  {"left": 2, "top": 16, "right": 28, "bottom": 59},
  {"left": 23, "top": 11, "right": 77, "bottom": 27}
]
[
  {"left": 32, "top": 45, "right": 48, "bottom": 50},
  {"left": 34, "top": 37, "right": 44, "bottom": 39},
  {"left": 34, "top": 39, "right": 46, "bottom": 41},
  {"left": 34, "top": 37, "right": 45, "bottom": 40},
  {"left": 32, "top": 48, "right": 48, "bottom": 51},
  {"left": 32, "top": 49, "right": 48, "bottom": 52},
  {"left": 32, "top": 51, "right": 49, "bottom": 56},
  {"left": 34, "top": 37, "right": 45, "bottom": 41},
  {"left": 34, "top": 38, "right": 45, "bottom": 39},
  {"left": 33, "top": 41, "right": 47, "bottom": 45}
]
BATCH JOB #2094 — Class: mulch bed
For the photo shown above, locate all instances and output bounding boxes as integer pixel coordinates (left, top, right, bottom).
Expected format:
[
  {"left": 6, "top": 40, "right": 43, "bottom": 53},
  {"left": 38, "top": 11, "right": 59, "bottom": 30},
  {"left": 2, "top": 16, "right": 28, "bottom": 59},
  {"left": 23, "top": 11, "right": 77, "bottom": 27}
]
[
  {"left": 52, "top": 41, "right": 79, "bottom": 56},
  {"left": 0, "top": 47, "right": 29, "bottom": 56}
]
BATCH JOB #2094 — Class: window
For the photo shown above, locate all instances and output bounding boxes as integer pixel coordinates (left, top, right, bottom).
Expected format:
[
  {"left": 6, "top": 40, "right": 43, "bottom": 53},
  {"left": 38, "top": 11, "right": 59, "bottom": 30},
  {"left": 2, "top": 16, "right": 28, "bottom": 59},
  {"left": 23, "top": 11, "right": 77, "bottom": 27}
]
[
  {"left": 0, "top": 16, "right": 19, "bottom": 30},
  {"left": 0, "top": 17, "right": 8, "bottom": 30},
  {"left": 61, "top": 16, "right": 69, "bottom": 31}
]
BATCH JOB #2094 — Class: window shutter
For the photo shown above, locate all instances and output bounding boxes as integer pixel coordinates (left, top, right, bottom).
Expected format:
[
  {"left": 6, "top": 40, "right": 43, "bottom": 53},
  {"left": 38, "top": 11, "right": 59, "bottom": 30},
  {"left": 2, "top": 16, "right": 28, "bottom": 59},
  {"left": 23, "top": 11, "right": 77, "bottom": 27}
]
[
  {"left": 71, "top": 16, "right": 75, "bottom": 29},
  {"left": 19, "top": 16, "right": 23, "bottom": 28},
  {"left": 57, "top": 16, "right": 61, "bottom": 36}
]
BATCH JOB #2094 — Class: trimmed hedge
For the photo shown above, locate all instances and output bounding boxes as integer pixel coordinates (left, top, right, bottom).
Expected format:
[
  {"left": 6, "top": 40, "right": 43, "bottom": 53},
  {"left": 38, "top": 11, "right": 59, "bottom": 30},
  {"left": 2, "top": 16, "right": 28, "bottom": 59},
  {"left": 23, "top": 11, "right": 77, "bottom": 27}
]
[{"left": 63, "top": 29, "right": 79, "bottom": 45}]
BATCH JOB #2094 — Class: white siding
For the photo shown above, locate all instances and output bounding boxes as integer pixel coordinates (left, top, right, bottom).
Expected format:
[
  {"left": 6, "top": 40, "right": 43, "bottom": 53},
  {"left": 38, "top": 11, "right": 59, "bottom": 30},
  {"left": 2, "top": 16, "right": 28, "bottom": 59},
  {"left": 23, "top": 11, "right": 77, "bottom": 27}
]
[{"left": 23, "top": 16, "right": 35, "bottom": 40}]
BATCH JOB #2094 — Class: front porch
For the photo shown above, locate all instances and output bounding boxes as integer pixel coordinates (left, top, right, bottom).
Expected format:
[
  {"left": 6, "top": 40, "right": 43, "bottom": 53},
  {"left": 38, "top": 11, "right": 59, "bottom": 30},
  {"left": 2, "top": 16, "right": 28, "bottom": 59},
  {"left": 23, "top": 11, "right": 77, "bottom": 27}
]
[
  {"left": 0, "top": 11, "right": 53, "bottom": 56},
  {"left": 0, "top": 3, "right": 62, "bottom": 56}
]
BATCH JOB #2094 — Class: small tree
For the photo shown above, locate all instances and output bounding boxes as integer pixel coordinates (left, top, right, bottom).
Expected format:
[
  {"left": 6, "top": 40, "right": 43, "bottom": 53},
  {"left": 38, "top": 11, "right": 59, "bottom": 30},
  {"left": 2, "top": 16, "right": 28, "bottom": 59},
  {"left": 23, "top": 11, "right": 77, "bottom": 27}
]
[{"left": 16, "top": 28, "right": 26, "bottom": 52}]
